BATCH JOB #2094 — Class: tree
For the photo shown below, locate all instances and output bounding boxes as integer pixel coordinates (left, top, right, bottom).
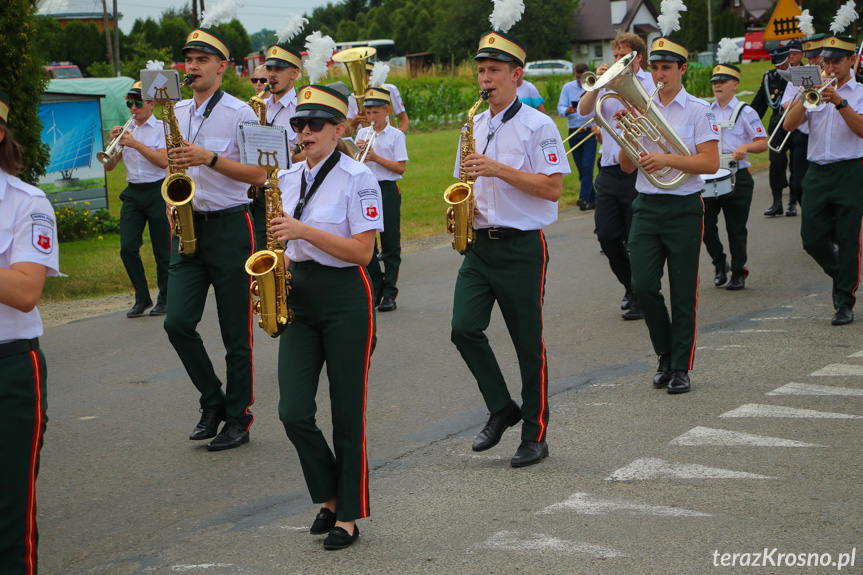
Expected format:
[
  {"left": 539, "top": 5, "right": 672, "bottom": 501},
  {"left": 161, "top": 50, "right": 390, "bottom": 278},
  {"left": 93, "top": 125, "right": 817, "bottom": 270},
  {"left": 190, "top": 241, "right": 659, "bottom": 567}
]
[
  {"left": 34, "top": 16, "right": 66, "bottom": 63},
  {"left": 0, "top": 0, "right": 51, "bottom": 182},
  {"left": 337, "top": 20, "right": 361, "bottom": 41},
  {"left": 215, "top": 19, "right": 251, "bottom": 62},
  {"left": 159, "top": 16, "right": 191, "bottom": 62},
  {"left": 64, "top": 21, "right": 107, "bottom": 70},
  {"left": 249, "top": 28, "right": 275, "bottom": 51}
]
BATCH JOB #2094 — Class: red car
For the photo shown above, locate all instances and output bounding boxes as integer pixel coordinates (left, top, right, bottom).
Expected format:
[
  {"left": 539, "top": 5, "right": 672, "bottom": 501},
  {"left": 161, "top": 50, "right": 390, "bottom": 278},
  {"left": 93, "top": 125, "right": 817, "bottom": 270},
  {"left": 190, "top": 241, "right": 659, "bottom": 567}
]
[{"left": 742, "top": 31, "right": 770, "bottom": 62}]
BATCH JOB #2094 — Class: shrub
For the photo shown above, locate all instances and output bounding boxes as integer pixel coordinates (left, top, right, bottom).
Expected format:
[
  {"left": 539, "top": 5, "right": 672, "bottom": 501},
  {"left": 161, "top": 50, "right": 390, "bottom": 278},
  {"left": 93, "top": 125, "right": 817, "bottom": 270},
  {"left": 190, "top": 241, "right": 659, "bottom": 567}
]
[{"left": 56, "top": 204, "right": 120, "bottom": 242}]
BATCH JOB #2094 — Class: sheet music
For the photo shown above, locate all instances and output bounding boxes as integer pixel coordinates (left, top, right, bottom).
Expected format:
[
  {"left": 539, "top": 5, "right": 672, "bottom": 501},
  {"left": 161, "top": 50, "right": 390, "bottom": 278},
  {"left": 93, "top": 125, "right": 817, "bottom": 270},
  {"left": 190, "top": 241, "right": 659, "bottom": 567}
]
[
  {"left": 140, "top": 70, "right": 181, "bottom": 101},
  {"left": 790, "top": 65, "right": 824, "bottom": 87},
  {"left": 238, "top": 123, "right": 291, "bottom": 170}
]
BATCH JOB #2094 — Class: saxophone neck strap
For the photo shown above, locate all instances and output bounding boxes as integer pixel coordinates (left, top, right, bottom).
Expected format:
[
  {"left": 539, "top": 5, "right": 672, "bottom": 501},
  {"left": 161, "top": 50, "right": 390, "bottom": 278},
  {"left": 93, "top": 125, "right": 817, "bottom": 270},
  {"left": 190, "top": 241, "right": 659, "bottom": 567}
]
[
  {"left": 293, "top": 150, "right": 341, "bottom": 221},
  {"left": 188, "top": 88, "right": 224, "bottom": 144},
  {"left": 482, "top": 97, "right": 523, "bottom": 154}
]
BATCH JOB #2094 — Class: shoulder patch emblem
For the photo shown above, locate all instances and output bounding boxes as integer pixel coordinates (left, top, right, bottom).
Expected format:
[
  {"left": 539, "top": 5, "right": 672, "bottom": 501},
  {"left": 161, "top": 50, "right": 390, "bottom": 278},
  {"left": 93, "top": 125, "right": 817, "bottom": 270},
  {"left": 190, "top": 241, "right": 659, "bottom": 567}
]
[
  {"left": 541, "top": 139, "right": 560, "bottom": 165},
  {"left": 750, "top": 118, "right": 765, "bottom": 134},
  {"left": 32, "top": 223, "right": 54, "bottom": 254},
  {"left": 706, "top": 112, "right": 720, "bottom": 135},
  {"left": 361, "top": 198, "right": 380, "bottom": 221}
]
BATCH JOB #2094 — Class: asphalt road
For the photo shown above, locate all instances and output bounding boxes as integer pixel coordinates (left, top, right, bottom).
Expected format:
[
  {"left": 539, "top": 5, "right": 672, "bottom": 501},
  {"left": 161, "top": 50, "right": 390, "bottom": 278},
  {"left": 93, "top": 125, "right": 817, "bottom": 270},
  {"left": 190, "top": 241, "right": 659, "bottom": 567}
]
[{"left": 38, "top": 170, "right": 863, "bottom": 574}]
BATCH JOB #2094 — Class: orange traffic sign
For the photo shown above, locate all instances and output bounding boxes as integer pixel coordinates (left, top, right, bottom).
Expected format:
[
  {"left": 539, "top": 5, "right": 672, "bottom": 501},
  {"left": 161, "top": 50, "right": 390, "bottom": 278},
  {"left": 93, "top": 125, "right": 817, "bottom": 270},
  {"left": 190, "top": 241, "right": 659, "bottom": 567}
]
[{"left": 764, "top": 0, "right": 804, "bottom": 41}]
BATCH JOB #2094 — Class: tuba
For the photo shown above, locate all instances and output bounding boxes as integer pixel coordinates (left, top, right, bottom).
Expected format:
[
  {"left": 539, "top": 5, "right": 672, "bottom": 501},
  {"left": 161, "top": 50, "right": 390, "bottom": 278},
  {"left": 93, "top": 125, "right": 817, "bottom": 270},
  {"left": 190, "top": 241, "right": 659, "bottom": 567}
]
[
  {"left": 245, "top": 151, "right": 293, "bottom": 337},
  {"left": 333, "top": 47, "right": 376, "bottom": 110},
  {"left": 586, "top": 51, "right": 691, "bottom": 190},
  {"left": 157, "top": 77, "right": 198, "bottom": 256},
  {"left": 248, "top": 84, "right": 271, "bottom": 125},
  {"left": 444, "top": 90, "right": 488, "bottom": 254}
]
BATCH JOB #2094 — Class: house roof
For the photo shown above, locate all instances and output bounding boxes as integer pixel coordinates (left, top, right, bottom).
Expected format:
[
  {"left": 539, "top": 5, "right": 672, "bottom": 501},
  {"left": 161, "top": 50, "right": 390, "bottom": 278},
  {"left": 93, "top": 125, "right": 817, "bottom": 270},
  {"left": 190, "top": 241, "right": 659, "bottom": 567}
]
[
  {"left": 573, "top": 0, "right": 660, "bottom": 43},
  {"left": 737, "top": 0, "right": 772, "bottom": 20},
  {"left": 37, "top": 0, "right": 118, "bottom": 19}
]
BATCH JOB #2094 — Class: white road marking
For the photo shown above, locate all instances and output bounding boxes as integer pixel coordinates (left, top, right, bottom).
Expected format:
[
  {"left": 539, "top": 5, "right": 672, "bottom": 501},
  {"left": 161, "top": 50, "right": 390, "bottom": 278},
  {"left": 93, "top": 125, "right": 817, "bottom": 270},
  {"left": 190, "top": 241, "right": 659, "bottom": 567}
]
[
  {"left": 720, "top": 403, "right": 861, "bottom": 419},
  {"left": 847, "top": 350, "right": 863, "bottom": 358},
  {"left": 767, "top": 382, "right": 863, "bottom": 396},
  {"left": 697, "top": 345, "right": 746, "bottom": 351},
  {"left": 476, "top": 530, "right": 624, "bottom": 558},
  {"left": 733, "top": 329, "right": 787, "bottom": 333},
  {"left": 606, "top": 458, "right": 774, "bottom": 481},
  {"left": 810, "top": 364, "right": 863, "bottom": 376},
  {"left": 456, "top": 453, "right": 506, "bottom": 460},
  {"left": 669, "top": 426, "right": 825, "bottom": 447},
  {"left": 258, "top": 525, "right": 308, "bottom": 531},
  {"left": 78, "top": 416, "right": 97, "bottom": 420},
  {"left": 171, "top": 565, "right": 234, "bottom": 572},
  {"left": 537, "top": 492, "right": 710, "bottom": 517}
]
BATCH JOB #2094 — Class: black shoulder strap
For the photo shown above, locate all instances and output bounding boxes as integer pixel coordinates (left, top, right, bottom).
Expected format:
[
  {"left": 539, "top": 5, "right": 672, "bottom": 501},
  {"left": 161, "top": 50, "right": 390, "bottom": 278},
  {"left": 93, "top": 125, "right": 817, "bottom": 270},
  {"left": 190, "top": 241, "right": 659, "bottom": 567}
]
[
  {"left": 203, "top": 88, "right": 224, "bottom": 119},
  {"left": 730, "top": 101, "right": 749, "bottom": 126},
  {"left": 292, "top": 150, "right": 342, "bottom": 221}
]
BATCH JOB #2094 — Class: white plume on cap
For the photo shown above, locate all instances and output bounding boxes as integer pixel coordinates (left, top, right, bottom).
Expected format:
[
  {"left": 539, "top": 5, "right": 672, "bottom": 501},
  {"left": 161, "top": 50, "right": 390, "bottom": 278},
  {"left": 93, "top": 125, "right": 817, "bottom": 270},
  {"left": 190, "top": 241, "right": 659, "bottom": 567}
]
[
  {"left": 304, "top": 31, "right": 336, "bottom": 85},
  {"left": 797, "top": 9, "right": 815, "bottom": 37},
  {"left": 830, "top": 0, "right": 858, "bottom": 34},
  {"left": 716, "top": 37, "right": 739, "bottom": 65},
  {"left": 200, "top": 0, "right": 240, "bottom": 29},
  {"left": 146, "top": 60, "right": 164, "bottom": 71},
  {"left": 369, "top": 61, "right": 390, "bottom": 87},
  {"left": 489, "top": 0, "right": 524, "bottom": 32},
  {"left": 657, "top": 0, "right": 687, "bottom": 37},
  {"left": 275, "top": 14, "right": 308, "bottom": 44}
]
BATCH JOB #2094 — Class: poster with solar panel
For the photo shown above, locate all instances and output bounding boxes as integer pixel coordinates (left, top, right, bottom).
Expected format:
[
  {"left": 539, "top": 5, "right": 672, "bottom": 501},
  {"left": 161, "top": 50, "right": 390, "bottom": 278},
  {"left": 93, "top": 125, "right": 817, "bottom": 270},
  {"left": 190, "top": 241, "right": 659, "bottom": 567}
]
[{"left": 37, "top": 96, "right": 108, "bottom": 212}]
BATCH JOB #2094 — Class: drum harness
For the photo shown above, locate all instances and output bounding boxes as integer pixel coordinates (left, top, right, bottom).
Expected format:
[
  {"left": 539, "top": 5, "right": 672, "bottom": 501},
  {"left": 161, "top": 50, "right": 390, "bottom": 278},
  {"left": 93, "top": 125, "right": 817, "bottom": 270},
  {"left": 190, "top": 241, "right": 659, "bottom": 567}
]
[{"left": 717, "top": 100, "right": 750, "bottom": 189}]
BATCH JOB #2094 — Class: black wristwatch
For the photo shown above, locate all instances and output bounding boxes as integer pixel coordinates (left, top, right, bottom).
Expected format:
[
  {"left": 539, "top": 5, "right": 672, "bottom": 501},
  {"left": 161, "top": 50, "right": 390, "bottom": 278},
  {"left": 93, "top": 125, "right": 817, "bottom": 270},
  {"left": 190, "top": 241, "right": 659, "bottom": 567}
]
[
  {"left": 836, "top": 99, "right": 849, "bottom": 111},
  {"left": 209, "top": 152, "right": 219, "bottom": 168}
]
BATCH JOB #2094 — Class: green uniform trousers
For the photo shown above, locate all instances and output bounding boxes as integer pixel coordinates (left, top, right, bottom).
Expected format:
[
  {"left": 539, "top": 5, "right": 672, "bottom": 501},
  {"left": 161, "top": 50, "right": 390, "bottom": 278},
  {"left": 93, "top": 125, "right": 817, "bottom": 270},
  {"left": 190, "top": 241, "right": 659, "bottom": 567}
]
[
  {"left": 250, "top": 189, "right": 266, "bottom": 254},
  {"left": 119, "top": 181, "right": 171, "bottom": 305},
  {"left": 366, "top": 181, "right": 402, "bottom": 299},
  {"left": 703, "top": 169, "right": 754, "bottom": 275},
  {"left": 0, "top": 348, "right": 47, "bottom": 575},
  {"left": 278, "top": 262, "right": 375, "bottom": 521},
  {"left": 163, "top": 209, "right": 256, "bottom": 429},
  {"left": 629, "top": 193, "right": 704, "bottom": 371},
  {"left": 801, "top": 159, "right": 863, "bottom": 310},
  {"left": 451, "top": 230, "right": 550, "bottom": 443}
]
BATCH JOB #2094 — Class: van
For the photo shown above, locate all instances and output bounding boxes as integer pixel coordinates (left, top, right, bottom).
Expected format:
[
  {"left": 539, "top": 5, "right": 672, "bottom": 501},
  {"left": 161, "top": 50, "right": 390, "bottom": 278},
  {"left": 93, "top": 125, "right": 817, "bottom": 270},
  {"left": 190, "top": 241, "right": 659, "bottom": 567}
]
[
  {"left": 44, "top": 63, "right": 83, "bottom": 79},
  {"left": 742, "top": 31, "right": 769, "bottom": 62}
]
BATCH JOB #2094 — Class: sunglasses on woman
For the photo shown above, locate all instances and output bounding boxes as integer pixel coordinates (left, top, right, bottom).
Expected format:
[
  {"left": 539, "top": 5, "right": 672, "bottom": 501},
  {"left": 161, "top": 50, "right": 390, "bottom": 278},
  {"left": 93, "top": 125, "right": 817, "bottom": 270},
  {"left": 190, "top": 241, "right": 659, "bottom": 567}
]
[
  {"left": 289, "top": 117, "right": 332, "bottom": 133},
  {"left": 250, "top": 78, "right": 267, "bottom": 84},
  {"left": 126, "top": 100, "right": 144, "bottom": 109}
]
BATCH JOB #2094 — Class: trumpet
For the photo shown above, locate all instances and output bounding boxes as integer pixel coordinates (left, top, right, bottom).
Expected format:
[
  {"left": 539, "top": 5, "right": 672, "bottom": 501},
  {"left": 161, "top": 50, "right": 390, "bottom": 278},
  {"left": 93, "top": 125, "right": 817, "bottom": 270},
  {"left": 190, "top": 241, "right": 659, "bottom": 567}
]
[
  {"left": 97, "top": 117, "right": 137, "bottom": 165},
  {"left": 802, "top": 73, "right": 837, "bottom": 109},
  {"left": 357, "top": 122, "right": 378, "bottom": 163}
]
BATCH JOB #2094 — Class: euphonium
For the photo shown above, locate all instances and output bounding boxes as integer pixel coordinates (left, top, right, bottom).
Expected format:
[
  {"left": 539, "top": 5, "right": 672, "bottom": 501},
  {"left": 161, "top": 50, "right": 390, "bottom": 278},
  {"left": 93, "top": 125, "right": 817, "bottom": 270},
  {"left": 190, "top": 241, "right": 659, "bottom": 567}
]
[
  {"left": 157, "top": 79, "right": 197, "bottom": 256},
  {"left": 245, "top": 151, "right": 293, "bottom": 337},
  {"left": 333, "top": 47, "right": 376, "bottom": 109},
  {"left": 444, "top": 90, "right": 489, "bottom": 254},
  {"left": 248, "top": 84, "right": 271, "bottom": 124},
  {"left": 579, "top": 71, "right": 597, "bottom": 89},
  {"left": 97, "top": 117, "right": 138, "bottom": 165},
  {"left": 586, "top": 51, "right": 692, "bottom": 190}
]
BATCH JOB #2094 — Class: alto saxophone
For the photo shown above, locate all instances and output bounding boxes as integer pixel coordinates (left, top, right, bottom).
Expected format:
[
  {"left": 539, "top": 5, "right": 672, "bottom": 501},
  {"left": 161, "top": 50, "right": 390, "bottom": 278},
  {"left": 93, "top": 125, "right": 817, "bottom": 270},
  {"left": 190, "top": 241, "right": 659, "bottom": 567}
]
[
  {"left": 158, "top": 79, "right": 197, "bottom": 256},
  {"left": 248, "top": 84, "right": 271, "bottom": 125},
  {"left": 245, "top": 151, "right": 293, "bottom": 337},
  {"left": 444, "top": 90, "right": 489, "bottom": 254}
]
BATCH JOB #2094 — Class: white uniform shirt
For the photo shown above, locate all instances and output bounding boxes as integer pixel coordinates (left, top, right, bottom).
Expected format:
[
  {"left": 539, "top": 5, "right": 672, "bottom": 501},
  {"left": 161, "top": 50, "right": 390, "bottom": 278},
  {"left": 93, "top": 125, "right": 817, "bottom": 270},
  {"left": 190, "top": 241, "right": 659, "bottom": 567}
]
[
  {"left": 121, "top": 114, "right": 167, "bottom": 184},
  {"left": 803, "top": 76, "right": 863, "bottom": 164},
  {"left": 347, "top": 83, "right": 406, "bottom": 123},
  {"left": 631, "top": 86, "right": 720, "bottom": 196},
  {"left": 711, "top": 96, "right": 766, "bottom": 170},
  {"left": 174, "top": 91, "right": 257, "bottom": 212},
  {"left": 453, "top": 98, "right": 571, "bottom": 230},
  {"left": 266, "top": 88, "right": 298, "bottom": 144},
  {"left": 0, "top": 172, "right": 60, "bottom": 342},
  {"left": 355, "top": 123, "right": 408, "bottom": 181},
  {"left": 597, "top": 67, "right": 656, "bottom": 168},
  {"left": 278, "top": 151, "right": 383, "bottom": 267},
  {"left": 781, "top": 82, "right": 809, "bottom": 135}
]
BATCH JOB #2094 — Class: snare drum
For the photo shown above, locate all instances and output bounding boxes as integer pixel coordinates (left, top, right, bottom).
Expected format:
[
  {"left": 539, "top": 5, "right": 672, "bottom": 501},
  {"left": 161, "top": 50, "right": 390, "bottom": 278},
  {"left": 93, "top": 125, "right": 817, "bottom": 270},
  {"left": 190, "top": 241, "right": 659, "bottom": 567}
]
[{"left": 701, "top": 168, "right": 735, "bottom": 199}]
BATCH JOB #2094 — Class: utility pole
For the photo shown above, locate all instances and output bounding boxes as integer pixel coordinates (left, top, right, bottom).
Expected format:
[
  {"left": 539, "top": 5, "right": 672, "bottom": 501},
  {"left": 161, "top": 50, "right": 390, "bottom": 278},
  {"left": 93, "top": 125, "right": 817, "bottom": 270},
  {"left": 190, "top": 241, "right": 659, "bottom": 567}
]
[
  {"left": 707, "top": 0, "right": 715, "bottom": 62},
  {"left": 102, "top": 0, "right": 113, "bottom": 67},
  {"left": 192, "top": 0, "right": 199, "bottom": 27},
  {"left": 112, "top": 0, "right": 121, "bottom": 76}
]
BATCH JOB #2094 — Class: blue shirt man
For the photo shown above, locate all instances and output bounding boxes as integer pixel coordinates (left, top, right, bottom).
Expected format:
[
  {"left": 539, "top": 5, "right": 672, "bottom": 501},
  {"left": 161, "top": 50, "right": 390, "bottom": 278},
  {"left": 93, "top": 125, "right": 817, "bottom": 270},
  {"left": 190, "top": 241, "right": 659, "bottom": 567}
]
[{"left": 557, "top": 62, "right": 597, "bottom": 209}]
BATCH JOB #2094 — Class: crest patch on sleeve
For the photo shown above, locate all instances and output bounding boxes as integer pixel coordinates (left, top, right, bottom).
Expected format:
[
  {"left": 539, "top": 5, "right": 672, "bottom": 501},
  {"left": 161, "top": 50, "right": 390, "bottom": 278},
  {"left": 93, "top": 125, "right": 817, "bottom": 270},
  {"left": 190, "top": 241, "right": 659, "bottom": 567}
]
[
  {"left": 706, "top": 112, "right": 720, "bottom": 135},
  {"left": 361, "top": 198, "right": 381, "bottom": 221},
  {"left": 541, "top": 141, "right": 560, "bottom": 165},
  {"left": 750, "top": 119, "right": 764, "bottom": 135},
  {"left": 32, "top": 224, "right": 54, "bottom": 254}
]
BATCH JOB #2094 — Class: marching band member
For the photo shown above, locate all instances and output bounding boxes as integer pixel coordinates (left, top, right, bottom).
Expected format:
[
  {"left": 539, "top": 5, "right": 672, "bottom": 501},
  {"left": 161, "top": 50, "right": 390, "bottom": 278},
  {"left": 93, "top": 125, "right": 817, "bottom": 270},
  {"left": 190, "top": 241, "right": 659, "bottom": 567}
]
[
  {"left": 579, "top": 31, "right": 654, "bottom": 319},
  {"left": 704, "top": 42, "right": 767, "bottom": 291},
  {"left": 0, "top": 89, "right": 60, "bottom": 575},
  {"left": 103, "top": 80, "right": 170, "bottom": 318},
  {"left": 251, "top": 64, "right": 268, "bottom": 89},
  {"left": 270, "top": 83, "right": 382, "bottom": 550},
  {"left": 163, "top": 24, "right": 266, "bottom": 450},
  {"left": 560, "top": 62, "right": 597, "bottom": 211},
  {"left": 451, "top": 16, "right": 570, "bottom": 467},
  {"left": 348, "top": 63, "right": 409, "bottom": 134},
  {"left": 783, "top": 5, "right": 863, "bottom": 326},
  {"left": 618, "top": 29, "right": 720, "bottom": 395},
  {"left": 357, "top": 83, "right": 409, "bottom": 312},
  {"left": 777, "top": 39, "right": 810, "bottom": 217}
]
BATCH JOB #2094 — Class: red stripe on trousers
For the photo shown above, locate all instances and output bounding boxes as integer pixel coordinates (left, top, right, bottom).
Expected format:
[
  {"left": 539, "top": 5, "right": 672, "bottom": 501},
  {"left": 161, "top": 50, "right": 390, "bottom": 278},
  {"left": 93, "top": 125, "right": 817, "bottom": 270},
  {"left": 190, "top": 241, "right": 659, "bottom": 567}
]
[
  {"left": 688, "top": 197, "right": 705, "bottom": 370},
  {"left": 535, "top": 231, "right": 549, "bottom": 442},
  {"left": 26, "top": 351, "right": 43, "bottom": 575},
  {"left": 357, "top": 266, "right": 374, "bottom": 517},
  {"left": 243, "top": 211, "right": 256, "bottom": 429}
]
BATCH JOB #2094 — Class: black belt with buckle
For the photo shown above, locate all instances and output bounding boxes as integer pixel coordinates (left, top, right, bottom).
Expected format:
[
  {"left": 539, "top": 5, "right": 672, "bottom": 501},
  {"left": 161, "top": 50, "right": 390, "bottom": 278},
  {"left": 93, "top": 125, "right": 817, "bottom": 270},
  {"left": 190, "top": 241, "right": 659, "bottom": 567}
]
[
  {"left": 477, "top": 227, "right": 528, "bottom": 240},
  {"left": 128, "top": 179, "right": 164, "bottom": 190},
  {"left": 0, "top": 338, "right": 39, "bottom": 359},
  {"left": 193, "top": 204, "right": 249, "bottom": 221}
]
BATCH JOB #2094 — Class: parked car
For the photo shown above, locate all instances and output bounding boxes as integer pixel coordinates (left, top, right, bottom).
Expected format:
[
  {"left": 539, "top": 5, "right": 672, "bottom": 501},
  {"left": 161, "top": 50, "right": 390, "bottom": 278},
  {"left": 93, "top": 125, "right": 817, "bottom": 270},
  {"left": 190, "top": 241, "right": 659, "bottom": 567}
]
[
  {"left": 523, "top": 60, "right": 573, "bottom": 76},
  {"left": 730, "top": 36, "right": 745, "bottom": 63},
  {"left": 742, "top": 31, "right": 769, "bottom": 62},
  {"left": 44, "top": 63, "right": 82, "bottom": 79}
]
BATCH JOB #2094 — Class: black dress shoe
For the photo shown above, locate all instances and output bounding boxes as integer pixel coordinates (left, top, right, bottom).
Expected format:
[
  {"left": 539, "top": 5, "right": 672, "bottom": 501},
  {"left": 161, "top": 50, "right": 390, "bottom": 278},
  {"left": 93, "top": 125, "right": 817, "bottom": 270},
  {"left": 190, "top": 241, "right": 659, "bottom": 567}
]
[
  {"left": 622, "top": 297, "right": 643, "bottom": 320},
  {"left": 785, "top": 202, "right": 798, "bottom": 217},
  {"left": 832, "top": 307, "right": 854, "bottom": 326},
  {"left": 373, "top": 290, "right": 382, "bottom": 308},
  {"left": 472, "top": 400, "right": 521, "bottom": 452},
  {"left": 149, "top": 302, "right": 167, "bottom": 316},
  {"left": 377, "top": 296, "right": 397, "bottom": 312},
  {"left": 323, "top": 525, "right": 359, "bottom": 550},
  {"left": 667, "top": 370, "right": 691, "bottom": 394},
  {"left": 189, "top": 407, "right": 226, "bottom": 440},
  {"left": 510, "top": 440, "right": 549, "bottom": 468},
  {"left": 127, "top": 300, "right": 153, "bottom": 318},
  {"left": 621, "top": 290, "right": 633, "bottom": 310},
  {"left": 713, "top": 262, "right": 729, "bottom": 287},
  {"left": 310, "top": 507, "right": 337, "bottom": 535},
  {"left": 583, "top": 201, "right": 596, "bottom": 210},
  {"left": 206, "top": 422, "right": 250, "bottom": 451},
  {"left": 726, "top": 268, "right": 748, "bottom": 291},
  {"left": 576, "top": 198, "right": 586, "bottom": 211},
  {"left": 763, "top": 202, "right": 783, "bottom": 217},
  {"left": 653, "top": 354, "right": 672, "bottom": 388}
]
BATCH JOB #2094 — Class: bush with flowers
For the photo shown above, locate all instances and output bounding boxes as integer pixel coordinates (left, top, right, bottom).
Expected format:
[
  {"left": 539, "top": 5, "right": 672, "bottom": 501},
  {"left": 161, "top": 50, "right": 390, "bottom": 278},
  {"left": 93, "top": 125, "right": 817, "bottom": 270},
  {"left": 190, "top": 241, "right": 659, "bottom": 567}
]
[{"left": 55, "top": 201, "right": 120, "bottom": 241}]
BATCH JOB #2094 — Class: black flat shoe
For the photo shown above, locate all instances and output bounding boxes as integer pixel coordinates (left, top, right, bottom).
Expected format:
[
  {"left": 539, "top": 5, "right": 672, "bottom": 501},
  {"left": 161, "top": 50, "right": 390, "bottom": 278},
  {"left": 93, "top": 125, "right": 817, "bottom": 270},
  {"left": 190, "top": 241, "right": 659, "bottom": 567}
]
[
  {"left": 726, "top": 268, "right": 748, "bottom": 291},
  {"left": 764, "top": 202, "right": 783, "bottom": 217},
  {"left": 149, "top": 302, "right": 167, "bottom": 315},
  {"left": 510, "top": 440, "right": 549, "bottom": 468},
  {"left": 189, "top": 407, "right": 225, "bottom": 440},
  {"left": 323, "top": 525, "right": 359, "bottom": 550},
  {"left": 377, "top": 296, "right": 397, "bottom": 312},
  {"left": 667, "top": 370, "right": 691, "bottom": 394},
  {"left": 653, "top": 354, "right": 672, "bottom": 388},
  {"left": 206, "top": 422, "right": 250, "bottom": 451},
  {"left": 127, "top": 300, "right": 153, "bottom": 318},
  {"left": 785, "top": 202, "right": 797, "bottom": 217},
  {"left": 472, "top": 400, "right": 521, "bottom": 452},
  {"left": 832, "top": 307, "right": 854, "bottom": 326},
  {"left": 621, "top": 290, "right": 633, "bottom": 311},
  {"left": 622, "top": 297, "right": 643, "bottom": 320},
  {"left": 714, "top": 262, "right": 729, "bottom": 287},
  {"left": 310, "top": 507, "right": 337, "bottom": 535}
]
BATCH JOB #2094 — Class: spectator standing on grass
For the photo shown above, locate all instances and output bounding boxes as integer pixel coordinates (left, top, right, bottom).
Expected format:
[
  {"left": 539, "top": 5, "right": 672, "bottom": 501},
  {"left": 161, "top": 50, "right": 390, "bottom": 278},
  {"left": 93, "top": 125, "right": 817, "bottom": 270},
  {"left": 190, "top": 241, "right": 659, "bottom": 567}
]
[
  {"left": 516, "top": 76, "right": 546, "bottom": 113},
  {"left": 559, "top": 62, "right": 597, "bottom": 210}
]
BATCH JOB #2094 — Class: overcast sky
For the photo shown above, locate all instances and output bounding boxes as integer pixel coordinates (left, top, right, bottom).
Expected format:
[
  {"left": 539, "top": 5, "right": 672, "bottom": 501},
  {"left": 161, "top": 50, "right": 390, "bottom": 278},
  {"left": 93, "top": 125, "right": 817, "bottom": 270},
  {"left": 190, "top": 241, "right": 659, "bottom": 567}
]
[{"left": 115, "top": 0, "right": 331, "bottom": 34}]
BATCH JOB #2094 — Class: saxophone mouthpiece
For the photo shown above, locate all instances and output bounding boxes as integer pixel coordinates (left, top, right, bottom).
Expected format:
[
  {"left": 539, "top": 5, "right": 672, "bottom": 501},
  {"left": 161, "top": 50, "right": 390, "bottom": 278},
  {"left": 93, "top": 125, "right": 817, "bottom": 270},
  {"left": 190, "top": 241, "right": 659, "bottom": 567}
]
[
  {"left": 480, "top": 89, "right": 490, "bottom": 100},
  {"left": 183, "top": 75, "right": 197, "bottom": 86}
]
